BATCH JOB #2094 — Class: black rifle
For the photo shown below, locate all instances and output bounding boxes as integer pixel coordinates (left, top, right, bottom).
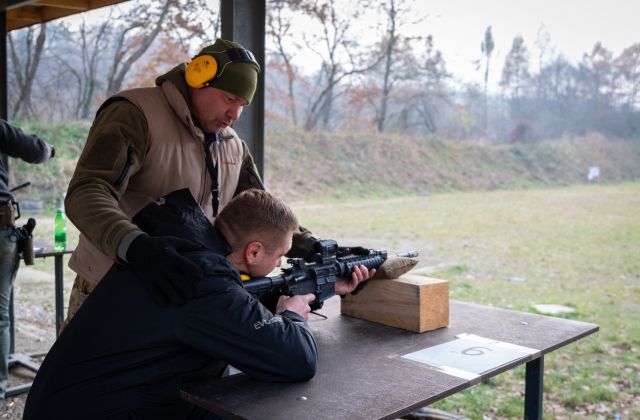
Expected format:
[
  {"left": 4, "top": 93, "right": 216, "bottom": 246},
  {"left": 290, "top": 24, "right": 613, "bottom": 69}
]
[{"left": 243, "top": 239, "right": 416, "bottom": 310}]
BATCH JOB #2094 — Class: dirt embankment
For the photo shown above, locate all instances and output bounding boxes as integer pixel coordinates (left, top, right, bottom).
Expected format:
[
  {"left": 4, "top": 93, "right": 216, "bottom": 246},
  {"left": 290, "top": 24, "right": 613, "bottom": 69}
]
[{"left": 264, "top": 129, "right": 640, "bottom": 200}]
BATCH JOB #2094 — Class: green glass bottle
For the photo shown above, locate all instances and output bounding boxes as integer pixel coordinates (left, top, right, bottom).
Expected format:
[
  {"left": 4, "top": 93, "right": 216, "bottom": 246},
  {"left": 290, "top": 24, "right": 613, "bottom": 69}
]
[{"left": 54, "top": 198, "right": 67, "bottom": 252}]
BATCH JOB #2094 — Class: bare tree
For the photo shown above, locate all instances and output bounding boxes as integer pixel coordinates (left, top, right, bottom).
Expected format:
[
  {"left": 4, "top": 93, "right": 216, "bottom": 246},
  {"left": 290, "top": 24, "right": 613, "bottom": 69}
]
[
  {"left": 614, "top": 42, "right": 640, "bottom": 109},
  {"left": 299, "top": 0, "right": 379, "bottom": 131},
  {"left": 125, "top": 0, "right": 220, "bottom": 90},
  {"left": 267, "top": 0, "right": 302, "bottom": 126},
  {"left": 374, "top": 0, "right": 424, "bottom": 132},
  {"left": 413, "top": 35, "right": 450, "bottom": 134},
  {"left": 18, "top": 22, "right": 84, "bottom": 121},
  {"left": 105, "top": 0, "right": 174, "bottom": 97},
  {"left": 8, "top": 0, "right": 219, "bottom": 121},
  {"left": 104, "top": 0, "right": 221, "bottom": 97},
  {"left": 167, "top": 0, "right": 220, "bottom": 45},
  {"left": 67, "top": 19, "right": 112, "bottom": 119},
  {"left": 500, "top": 36, "right": 531, "bottom": 142},
  {"left": 534, "top": 24, "right": 554, "bottom": 73},
  {"left": 578, "top": 43, "right": 615, "bottom": 109},
  {"left": 480, "top": 25, "right": 494, "bottom": 135},
  {"left": 8, "top": 23, "right": 47, "bottom": 119},
  {"left": 500, "top": 36, "right": 530, "bottom": 105}
]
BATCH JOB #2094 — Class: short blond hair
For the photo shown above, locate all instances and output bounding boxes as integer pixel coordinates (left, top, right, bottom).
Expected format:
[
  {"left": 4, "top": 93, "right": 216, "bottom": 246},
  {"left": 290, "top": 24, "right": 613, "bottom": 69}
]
[{"left": 214, "top": 189, "right": 298, "bottom": 251}]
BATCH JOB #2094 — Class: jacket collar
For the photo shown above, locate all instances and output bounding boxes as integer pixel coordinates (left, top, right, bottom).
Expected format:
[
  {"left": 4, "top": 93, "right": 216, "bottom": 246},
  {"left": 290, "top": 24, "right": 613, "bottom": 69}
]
[
  {"left": 132, "top": 188, "right": 232, "bottom": 256},
  {"left": 155, "top": 65, "right": 205, "bottom": 141}
]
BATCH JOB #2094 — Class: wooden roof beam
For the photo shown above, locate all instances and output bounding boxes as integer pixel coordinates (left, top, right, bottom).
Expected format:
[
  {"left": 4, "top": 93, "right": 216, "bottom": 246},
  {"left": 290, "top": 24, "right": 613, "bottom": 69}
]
[
  {"left": 8, "top": 6, "right": 85, "bottom": 29},
  {"left": 6, "top": 6, "right": 42, "bottom": 26},
  {"left": 35, "top": 0, "right": 90, "bottom": 11},
  {"left": 5, "top": 0, "right": 128, "bottom": 31},
  {"left": 2, "top": 1, "right": 36, "bottom": 11}
]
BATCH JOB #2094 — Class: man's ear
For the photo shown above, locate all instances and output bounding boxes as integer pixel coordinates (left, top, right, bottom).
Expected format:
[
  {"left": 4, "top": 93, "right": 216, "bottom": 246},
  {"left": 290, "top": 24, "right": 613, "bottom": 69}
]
[{"left": 244, "top": 241, "right": 264, "bottom": 265}]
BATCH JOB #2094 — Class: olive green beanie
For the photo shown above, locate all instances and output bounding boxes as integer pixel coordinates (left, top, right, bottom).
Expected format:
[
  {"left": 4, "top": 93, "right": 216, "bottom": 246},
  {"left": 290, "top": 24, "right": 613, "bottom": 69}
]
[{"left": 192, "top": 39, "right": 260, "bottom": 104}]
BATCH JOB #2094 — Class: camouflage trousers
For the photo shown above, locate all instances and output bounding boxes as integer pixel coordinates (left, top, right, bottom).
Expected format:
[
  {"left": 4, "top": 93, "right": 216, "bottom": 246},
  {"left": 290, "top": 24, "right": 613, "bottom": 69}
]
[{"left": 61, "top": 275, "right": 96, "bottom": 332}]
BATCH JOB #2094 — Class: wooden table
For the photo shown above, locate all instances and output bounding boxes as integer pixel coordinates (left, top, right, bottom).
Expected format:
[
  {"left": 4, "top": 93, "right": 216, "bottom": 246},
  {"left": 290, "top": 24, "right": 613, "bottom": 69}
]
[{"left": 181, "top": 297, "right": 598, "bottom": 420}]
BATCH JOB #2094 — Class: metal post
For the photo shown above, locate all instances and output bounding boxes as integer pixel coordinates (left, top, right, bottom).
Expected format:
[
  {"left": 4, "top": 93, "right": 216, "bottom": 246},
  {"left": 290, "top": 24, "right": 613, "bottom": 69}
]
[
  {"left": 524, "top": 356, "right": 544, "bottom": 420},
  {"left": 9, "top": 289, "right": 14, "bottom": 354},
  {"left": 220, "top": 0, "right": 266, "bottom": 178},
  {"left": 2, "top": 10, "right": 8, "bottom": 172},
  {"left": 1, "top": 9, "right": 7, "bottom": 120},
  {"left": 55, "top": 254, "right": 64, "bottom": 335}
]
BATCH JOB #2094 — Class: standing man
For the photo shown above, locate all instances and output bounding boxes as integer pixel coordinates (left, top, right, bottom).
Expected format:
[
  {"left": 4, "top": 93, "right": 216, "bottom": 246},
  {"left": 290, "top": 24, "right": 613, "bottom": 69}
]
[
  {"left": 0, "top": 120, "right": 54, "bottom": 408},
  {"left": 65, "top": 38, "right": 371, "bottom": 321},
  {"left": 64, "top": 38, "right": 322, "bottom": 321}
]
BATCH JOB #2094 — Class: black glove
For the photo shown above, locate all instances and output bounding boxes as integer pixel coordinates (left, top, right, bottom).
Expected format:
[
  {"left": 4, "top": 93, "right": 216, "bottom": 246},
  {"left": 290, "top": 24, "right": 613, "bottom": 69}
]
[
  {"left": 126, "top": 234, "right": 204, "bottom": 305},
  {"left": 336, "top": 246, "right": 370, "bottom": 258}
]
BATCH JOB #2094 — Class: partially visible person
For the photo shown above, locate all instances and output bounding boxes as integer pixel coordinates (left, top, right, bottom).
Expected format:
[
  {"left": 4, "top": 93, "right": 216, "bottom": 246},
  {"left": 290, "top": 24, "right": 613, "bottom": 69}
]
[
  {"left": 23, "top": 188, "right": 372, "bottom": 420},
  {"left": 0, "top": 120, "right": 54, "bottom": 408}
]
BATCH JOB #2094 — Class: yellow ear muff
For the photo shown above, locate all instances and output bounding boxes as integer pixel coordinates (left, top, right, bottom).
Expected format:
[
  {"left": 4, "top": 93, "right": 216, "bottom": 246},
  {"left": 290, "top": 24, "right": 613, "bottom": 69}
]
[{"left": 185, "top": 55, "right": 219, "bottom": 88}]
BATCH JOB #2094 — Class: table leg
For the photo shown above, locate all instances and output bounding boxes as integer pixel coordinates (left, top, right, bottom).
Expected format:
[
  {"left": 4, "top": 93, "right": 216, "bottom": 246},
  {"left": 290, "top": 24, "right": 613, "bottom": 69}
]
[
  {"left": 54, "top": 255, "right": 64, "bottom": 336},
  {"left": 524, "top": 356, "right": 544, "bottom": 420},
  {"left": 9, "top": 288, "right": 15, "bottom": 354}
]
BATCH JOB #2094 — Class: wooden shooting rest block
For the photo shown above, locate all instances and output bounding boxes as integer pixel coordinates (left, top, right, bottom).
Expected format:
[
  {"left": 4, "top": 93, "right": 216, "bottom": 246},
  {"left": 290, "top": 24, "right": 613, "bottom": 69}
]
[{"left": 340, "top": 273, "right": 449, "bottom": 333}]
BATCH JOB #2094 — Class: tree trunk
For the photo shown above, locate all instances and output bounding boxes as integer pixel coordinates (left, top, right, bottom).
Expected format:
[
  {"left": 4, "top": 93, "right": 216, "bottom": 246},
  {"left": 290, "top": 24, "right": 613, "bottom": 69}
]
[
  {"left": 106, "top": 0, "right": 173, "bottom": 97},
  {"left": 9, "top": 24, "right": 47, "bottom": 119},
  {"left": 377, "top": 0, "right": 397, "bottom": 133}
]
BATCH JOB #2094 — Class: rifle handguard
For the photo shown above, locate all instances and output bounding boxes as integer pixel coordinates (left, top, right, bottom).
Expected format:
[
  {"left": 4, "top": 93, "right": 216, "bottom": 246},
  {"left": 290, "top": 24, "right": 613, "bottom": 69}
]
[{"left": 244, "top": 250, "right": 388, "bottom": 310}]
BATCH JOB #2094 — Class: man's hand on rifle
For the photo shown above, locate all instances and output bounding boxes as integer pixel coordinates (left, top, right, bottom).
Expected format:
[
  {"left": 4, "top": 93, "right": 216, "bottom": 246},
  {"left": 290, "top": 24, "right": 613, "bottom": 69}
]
[
  {"left": 335, "top": 265, "right": 376, "bottom": 295},
  {"left": 276, "top": 293, "right": 316, "bottom": 320}
]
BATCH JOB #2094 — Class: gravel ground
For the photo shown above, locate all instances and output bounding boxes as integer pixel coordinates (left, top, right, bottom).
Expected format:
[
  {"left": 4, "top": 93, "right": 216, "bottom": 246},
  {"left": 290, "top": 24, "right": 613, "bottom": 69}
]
[{"left": 1, "top": 270, "right": 58, "bottom": 420}]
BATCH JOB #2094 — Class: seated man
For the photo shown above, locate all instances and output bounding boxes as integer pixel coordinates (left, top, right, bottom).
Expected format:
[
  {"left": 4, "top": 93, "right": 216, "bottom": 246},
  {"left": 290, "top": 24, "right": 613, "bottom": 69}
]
[{"left": 23, "top": 188, "right": 372, "bottom": 420}]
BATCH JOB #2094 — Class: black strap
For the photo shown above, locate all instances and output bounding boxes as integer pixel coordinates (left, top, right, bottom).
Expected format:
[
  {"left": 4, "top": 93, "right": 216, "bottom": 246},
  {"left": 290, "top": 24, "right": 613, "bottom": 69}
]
[{"left": 203, "top": 132, "right": 219, "bottom": 217}]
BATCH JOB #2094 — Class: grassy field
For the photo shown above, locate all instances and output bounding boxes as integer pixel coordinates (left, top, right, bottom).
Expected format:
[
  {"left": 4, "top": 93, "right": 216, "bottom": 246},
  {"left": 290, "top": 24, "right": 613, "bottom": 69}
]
[
  {"left": 290, "top": 183, "right": 640, "bottom": 419},
  {"left": 14, "top": 182, "right": 640, "bottom": 418}
]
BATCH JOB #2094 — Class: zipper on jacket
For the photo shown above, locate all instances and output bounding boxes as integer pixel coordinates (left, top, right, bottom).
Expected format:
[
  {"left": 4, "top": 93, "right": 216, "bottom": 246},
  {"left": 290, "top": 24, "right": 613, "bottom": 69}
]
[
  {"left": 114, "top": 145, "right": 134, "bottom": 187},
  {"left": 198, "top": 161, "right": 208, "bottom": 206},
  {"left": 202, "top": 134, "right": 220, "bottom": 216},
  {"left": 198, "top": 140, "right": 210, "bottom": 207}
]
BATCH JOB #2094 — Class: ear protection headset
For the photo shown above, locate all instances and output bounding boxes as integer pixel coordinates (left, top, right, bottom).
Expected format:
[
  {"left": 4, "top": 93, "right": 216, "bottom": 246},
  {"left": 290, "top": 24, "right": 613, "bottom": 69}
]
[{"left": 185, "top": 48, "right": 260, "bottom": 89}]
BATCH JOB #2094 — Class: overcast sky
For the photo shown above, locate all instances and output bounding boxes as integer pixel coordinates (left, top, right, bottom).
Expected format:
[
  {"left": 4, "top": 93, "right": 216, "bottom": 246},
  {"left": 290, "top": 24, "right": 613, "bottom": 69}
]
[
  {"left": 266, "top": 0, "right": 640, "bottom": 91},
  {"left": 406, "top": 0, "right": 639, "bottom": 87}
]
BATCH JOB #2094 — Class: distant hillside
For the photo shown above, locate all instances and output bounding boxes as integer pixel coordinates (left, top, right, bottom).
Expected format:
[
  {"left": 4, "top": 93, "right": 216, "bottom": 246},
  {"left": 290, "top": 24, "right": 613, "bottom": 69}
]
[
  {"left": 264, "top": 127, "right": 640, "bottom": 200},
  {"left": 8, "top": 121, "right": 640, "bottom": 205}
]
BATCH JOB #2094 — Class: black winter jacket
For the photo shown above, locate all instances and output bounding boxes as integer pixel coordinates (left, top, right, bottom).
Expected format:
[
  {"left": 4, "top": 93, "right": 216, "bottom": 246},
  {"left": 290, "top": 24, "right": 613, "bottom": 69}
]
[{"left": 23, "top": 189, "right": 317, "bottom": 420}]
